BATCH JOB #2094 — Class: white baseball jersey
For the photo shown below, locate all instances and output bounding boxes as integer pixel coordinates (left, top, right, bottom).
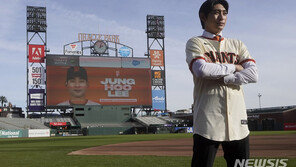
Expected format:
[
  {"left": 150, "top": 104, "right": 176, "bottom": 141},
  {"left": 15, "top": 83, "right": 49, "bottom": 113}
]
[{"left": 186, "top": 31, "right": 255, "bottom": 141}]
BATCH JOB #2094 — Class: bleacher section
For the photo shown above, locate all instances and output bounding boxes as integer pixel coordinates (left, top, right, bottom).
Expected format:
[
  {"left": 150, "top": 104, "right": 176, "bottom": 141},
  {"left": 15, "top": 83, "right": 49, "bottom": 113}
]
[
  {"left": 80, "top": 122, "right": 141, "bottom": 128},
  {"left": 159, "top": 116, "right": 183, "bottom": 124},
  {"left": 134, "top": 116, "right": 168, "bottom": 126},
  {"left": 31, "top": 117, "right": 77, "bottom": 126},
  {"left": 0, "top": 118, "right": 49, "bottom": 130}
]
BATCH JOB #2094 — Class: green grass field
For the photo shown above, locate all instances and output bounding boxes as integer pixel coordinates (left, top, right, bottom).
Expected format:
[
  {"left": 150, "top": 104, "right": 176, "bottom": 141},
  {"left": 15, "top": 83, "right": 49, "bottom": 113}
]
[{"left": 0, "top": 131, "right": 295, "bottom": 167}]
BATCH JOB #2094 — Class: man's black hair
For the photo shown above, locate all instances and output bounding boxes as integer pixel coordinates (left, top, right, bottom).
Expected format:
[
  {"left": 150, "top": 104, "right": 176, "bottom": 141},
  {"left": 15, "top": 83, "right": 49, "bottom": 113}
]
[
  {"left": 199, "top": 0, "right": 229, "bottom": 29},
  {"left": 66, "top": 66, "right": 88, "bottom": 82}
]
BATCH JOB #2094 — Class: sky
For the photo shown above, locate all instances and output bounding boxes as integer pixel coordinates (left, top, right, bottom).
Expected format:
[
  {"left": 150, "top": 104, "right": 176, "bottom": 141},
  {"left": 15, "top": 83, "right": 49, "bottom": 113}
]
[{"left": 0, "top": 0, "right": 295, "bottom": 112}]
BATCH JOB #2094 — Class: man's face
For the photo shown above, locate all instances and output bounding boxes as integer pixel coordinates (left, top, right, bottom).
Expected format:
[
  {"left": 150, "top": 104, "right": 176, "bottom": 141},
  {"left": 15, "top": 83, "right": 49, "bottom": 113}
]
[
  {"left": 66, "top": 77, "right": 88, "bottom": 99},
  {"left": 203, "top": 4, "right": 227, "bottom": 35}
]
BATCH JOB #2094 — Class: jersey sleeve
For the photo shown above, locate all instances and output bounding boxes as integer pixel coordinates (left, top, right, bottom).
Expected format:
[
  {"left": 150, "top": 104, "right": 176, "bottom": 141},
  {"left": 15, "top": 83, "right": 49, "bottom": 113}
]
[
  {"left": 237, "top": 40, "right": 256, "bottom": 65},
  {"left": 186, "top": 37, "right": 206, "bottom": 72}
]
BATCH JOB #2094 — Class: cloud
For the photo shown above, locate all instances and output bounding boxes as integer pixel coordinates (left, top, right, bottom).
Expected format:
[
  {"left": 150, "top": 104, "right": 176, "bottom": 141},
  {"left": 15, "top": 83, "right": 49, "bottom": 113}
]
[
  {"left": 0, "top": 0, "right": 23, "bottom": 38},
  {"left": 1, "top": 0, "right": 295, "bottom": 112}
]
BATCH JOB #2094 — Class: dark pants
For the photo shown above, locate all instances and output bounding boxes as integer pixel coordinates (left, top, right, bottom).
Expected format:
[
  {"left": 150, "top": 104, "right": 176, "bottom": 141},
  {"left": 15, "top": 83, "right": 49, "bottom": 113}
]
[{"left": 191, "top": 134, "right": 249, "bottom": 167}]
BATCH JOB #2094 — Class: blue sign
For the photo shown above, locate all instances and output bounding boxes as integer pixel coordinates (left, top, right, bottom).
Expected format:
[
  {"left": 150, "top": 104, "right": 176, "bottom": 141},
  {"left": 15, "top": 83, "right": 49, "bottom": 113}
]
[
  {"left": 132, "top": 60, "right": 140, "bottom": 66},
  {"left": 121, "top": 58, "right": 150, "bottom": 68},
  {"left": 119, "top": 46, "right": 130, "bottom": 57},
  {"left": 152, "top": 90, "right": 166, "bottom": 110},
  {"left": 187, "top": 127, "right": 193, "bottom": 133}
]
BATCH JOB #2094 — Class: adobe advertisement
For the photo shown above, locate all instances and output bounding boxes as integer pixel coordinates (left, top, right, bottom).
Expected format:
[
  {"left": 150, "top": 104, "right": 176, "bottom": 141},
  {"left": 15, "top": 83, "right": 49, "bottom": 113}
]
[
  {"left": 28, "top": 44, "right": 45, "bottom": 63},
  {"left": 150, "top": 49, "right": 164, "bottom": 66},
  {"left": 46, "top": 66, "right": 152, "bottom": 106}
]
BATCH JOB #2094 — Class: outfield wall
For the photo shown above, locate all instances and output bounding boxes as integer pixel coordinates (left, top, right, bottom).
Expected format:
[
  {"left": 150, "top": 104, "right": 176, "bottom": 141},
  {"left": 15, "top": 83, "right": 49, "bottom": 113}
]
[
  {"left": 0, "top": 129, "right": 50, "bottom": 138},
  {"left": 73, "top": 105, "right": 131, "bottom": 124}
]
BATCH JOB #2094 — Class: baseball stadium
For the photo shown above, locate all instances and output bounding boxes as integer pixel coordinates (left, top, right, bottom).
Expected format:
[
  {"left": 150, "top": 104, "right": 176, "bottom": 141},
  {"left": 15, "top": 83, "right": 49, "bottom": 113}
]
[{"left": 0, "top": 4, "right": 296, "bottom": 167}]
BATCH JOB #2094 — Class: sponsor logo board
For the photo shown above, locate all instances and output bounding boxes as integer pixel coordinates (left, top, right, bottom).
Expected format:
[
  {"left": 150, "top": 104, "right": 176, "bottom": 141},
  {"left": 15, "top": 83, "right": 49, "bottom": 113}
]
[
  {"left": 29, "top": 89, "right": 45, "bottom": 111},
  {"left": 0, "top": 130, "right": 22, "bottom": 138},
  {"left": 152, "top": 70, "right": 165, "bottom": 86},
  {"left": 29, "top": 45, "right": 45, "bottom": 63},
  {"left": 50, "top": 122, "right": 67, "bottom": 126},
  {"left": 150, "top": 50, "right": 164, "bottom": 66},
  {"left": 152, "top": 90, "right": 166, "bottom": 110},
  {"left": 29, "top": 66, "right": 45, "bottom": 85},
  {"left": 121, "top": 58, "right": 150, "bottom": 68},
  {"left": 28, "top": 129, "right": 50, "bottom": 138},
  {"left": 79, "top": 57, "right": 121, "bottom": 68},
  {"left": 284, "top": 123, "right": 296, "bottom": 130},
  {"left": 65, "top": 44, "right": 82, "bottom": 55},
  {"left": 119, "top": 46, "right": 131, "bottom": 57},
  {"left": 47, "top": 55, "right": 79, "bottom": 66}
]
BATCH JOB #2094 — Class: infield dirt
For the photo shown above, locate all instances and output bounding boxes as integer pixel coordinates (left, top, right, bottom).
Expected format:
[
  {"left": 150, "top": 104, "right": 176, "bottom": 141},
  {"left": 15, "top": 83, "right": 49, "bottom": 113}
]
[{"left": 69, "top": 134, "right": 296, "bottom": 157}]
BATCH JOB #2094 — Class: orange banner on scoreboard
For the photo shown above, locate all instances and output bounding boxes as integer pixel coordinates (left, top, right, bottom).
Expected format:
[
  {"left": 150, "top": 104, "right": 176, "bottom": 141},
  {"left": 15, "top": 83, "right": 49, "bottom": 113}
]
[
  {"left": 150, "top": 50, "right": 164, "bottom": 66},
  {"left": 46, "top": 66, "right": 152, "bottom": 106}
]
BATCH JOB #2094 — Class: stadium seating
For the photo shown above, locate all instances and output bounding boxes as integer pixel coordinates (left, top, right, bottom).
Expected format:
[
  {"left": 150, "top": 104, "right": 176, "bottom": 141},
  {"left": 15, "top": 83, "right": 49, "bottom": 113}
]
[
  {"left": 134, "top": 116, "right": 168, "bottom": 126},
  {"left": 159, "top": 116, "right": 182, "bottom": 123},
  {"left": 0, "top": 118, "right": 49, "bottom": 130},
  {"left": 31, "top": 116, "right": 78, "bottom": 126}
]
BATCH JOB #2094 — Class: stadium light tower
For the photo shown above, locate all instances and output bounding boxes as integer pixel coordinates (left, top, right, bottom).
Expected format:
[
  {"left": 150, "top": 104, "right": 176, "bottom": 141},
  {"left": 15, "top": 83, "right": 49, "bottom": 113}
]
[
  {"left": 258, "top": 93, "right": 262, "bottom": 109},
  {"left": 26, "top": 6, "right": 47, "bottom": 114},
  {"left": 146, "top": 15, "right": 167, "bottom": 114}
]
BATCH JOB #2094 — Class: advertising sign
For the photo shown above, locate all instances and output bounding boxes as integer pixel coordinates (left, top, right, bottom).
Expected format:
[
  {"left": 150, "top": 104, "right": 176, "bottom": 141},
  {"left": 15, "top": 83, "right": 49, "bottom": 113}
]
[
  {"left": 28, "top": 129, "right": 50, "bottom": 138},
  {"left": 29, "top": 44, "right": 45, "bottom": 63},
  {"left": 0, "top": 130, "right": 23, "bottom": 138},
  {"left": 46, "top": 66, "right": 152, "bottom": 106},
  {"left": 79, "top": 57, "right": 121, "bottom": 68},
  {"left": 151, "top": 70, "right": 165, "bottom": 86},
  {"left": 150, "top": 50, "right": 164, "bottom": 66},
  {"left": 119, "top": 46, "right": 131, "bottom": 57},
  {"left": 29, "top": 66, "right": 45, "bottom": 85},
  {"left": 187, "top": 127, "right": 193, "bottom": 133},
  {"left": 121, "top": 58, "right": 150, "bottom": 69},
  {"left": 152, "top": 90, "right": 166, "bottom": 110},
  {"left": 47, "top": 55, "right": 79, "bottom": 66},
  {"left": 50, "top": 122, "right": 67, "bottom": 126},
  {"left": 65, "top": 44, "right": 82, "bottom": 55},
  {"left": 29, "top": 89, "right": 45, "bottom": 111},
  {"left": 284, "top": 123, "right": 296, "bottom": 130}
]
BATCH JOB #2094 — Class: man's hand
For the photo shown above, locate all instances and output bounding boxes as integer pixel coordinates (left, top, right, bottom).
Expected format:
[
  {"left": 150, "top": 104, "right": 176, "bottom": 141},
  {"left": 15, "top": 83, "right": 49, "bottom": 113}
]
[{"left": 235, "top": 65, "right": 244, "bottom": 72}]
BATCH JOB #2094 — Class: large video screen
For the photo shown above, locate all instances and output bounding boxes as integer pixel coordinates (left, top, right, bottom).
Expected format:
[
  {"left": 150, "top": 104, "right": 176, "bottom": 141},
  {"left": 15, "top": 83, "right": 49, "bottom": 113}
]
[{"left": 46, "top": 55, "right": 152, "bottom": 106}]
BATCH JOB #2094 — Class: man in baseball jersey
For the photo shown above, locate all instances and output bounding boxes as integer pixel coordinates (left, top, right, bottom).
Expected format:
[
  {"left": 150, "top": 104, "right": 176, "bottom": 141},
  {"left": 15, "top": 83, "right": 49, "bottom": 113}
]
[{"left": 186, "top": 0, "right": 258, "bottom": 167}]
